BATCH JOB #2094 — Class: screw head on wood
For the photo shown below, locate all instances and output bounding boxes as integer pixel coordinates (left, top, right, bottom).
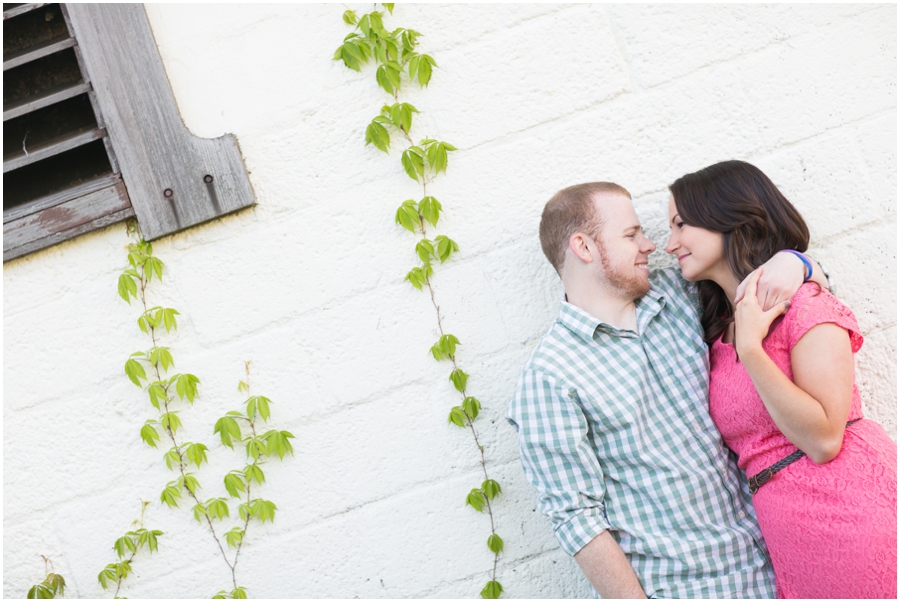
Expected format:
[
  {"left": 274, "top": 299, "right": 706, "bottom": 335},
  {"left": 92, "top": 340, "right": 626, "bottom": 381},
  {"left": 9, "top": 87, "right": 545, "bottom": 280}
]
[
  {"left": 163, "top": 188, "right": 174, "bottom": 198},
  {"left": 203, "top": 175, "right": 214, "bottom": 183}
]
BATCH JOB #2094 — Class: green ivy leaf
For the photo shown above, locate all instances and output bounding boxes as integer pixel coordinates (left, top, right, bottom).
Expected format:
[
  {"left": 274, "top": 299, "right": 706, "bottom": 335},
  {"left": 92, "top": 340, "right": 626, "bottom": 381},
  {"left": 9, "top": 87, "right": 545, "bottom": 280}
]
[
  {"left": 449, "top": 368, "right": 469, "bottom": 393},
  {"left": 482, "top": 479, "right": 502, "bottom": 500},
  {"left": 147, "top": 381, "right": 166, "bottom": 410},
  {"left": 376, "top": 65, "right": 395, "bottom": 95},
  {"left": 225, "top": 527, "right": 244, "bottom": 549},
  {"left": 44, "top": 574, "right": 65, "bottom": 597},
  {"left": 118, "top": 273, "right": 138, "bottom": 303},
  {"left": 224, "top": 472, "right": 247, "bottom": 498},
  {"left": 463, "top": 396, "right": 481, "bottom": 420},
  {"left": 404, "top": 265, "right": 429, "bottom": 291},
  {"left": 365, "top": 120, "right": 391, "bottom": 153},
  {"left": 254, "top": 396, "right": 272, "bottom": 422},
  {"left": 149, "top": 346, "right": 174, "bottom": 371},
  {"left": 466, "top": 488, "right": 486, "bottom": 512},
  {"left": 146, "top": 257, "right": 165, "bottom": 282},
  {"left": 480, "top": 580, "right": 503, "bottom": 599},
  {"left": 185, "top": 442, "right": 209, "bottom": 467},
  {"left": 124, "top": 359, "right": 147, "bottom": 387},
  {"left": 160, "top": 412, "right": 183, "bottom": 435},
  {"left": 161, "top": 308, "right": 179, "bottom": 332},
  {"left": 140, "top": 422, "right": 160, "bottom": 448},
  {"left": 97, "top": 565, "right": 117, "bottom": 590},
  {"left": 487, "top": 533, "right": 504, "bottom": 554},
  {"left": 181, "top": 473, "right": 200, "bottom": 495},
  {"left": 172, "top": 373, "right": 200, "bottom": 403},
  {"left": 418, "top": 196, "right": 442, "bottom": 227},
  {"left": 401, "top": 146, "right": 425, "bottom": 181},
  {"left": 434, "top": 235, "right": 459, "bottom": 263},
  {"left": 448, "top": 406, "right": 467, "bottom": 427},
  {"left": 163, "top": 448, "right": 182, "bottom": 471},
  {"left": 382, "top": 3, "right": 394, "bottom": 14},
  {"left": 113, "top": 535, "right": 136, "bottom": 559},
  {"left": 206, "top": 498, "right": 230, "bottom": 521},
  {"left": 245, "top": 437, "right": 268, "bottom": 460},
  {"left": 192, "top": 501, "right": 208, "bottom": 523},
  {"left": 415, "top": 239, "right": 436, "bottom": 263},
  {"left": 395, "top": 199, "right": 420, "bottom": 232},
  {"left": 245, "top": 464, "right": 266, "bottom": 485},
  {"left": 425, "top": 140, "right": 455, "bottom": 174},
  {"left": 264, "top": 429, "right": 295, "bottom": 460},
  {"left": 232, "top": 586, "right": 248, "bottom": 599},
  {"left": 214, "top": 416, "right": 242, "bottom": 448},
  {"left": 342, "top": 9, "right": 357, "bottom": 25},
  {"left": 160, "top": 483, "right": 182, "bottom": 508}
]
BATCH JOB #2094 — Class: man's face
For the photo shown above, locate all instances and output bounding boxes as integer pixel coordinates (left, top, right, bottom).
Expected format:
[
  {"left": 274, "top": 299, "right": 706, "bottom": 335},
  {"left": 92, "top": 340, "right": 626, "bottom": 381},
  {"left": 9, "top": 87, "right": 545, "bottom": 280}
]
[{"left": 592, "top": 193, "right": 656, "bottom": 299}]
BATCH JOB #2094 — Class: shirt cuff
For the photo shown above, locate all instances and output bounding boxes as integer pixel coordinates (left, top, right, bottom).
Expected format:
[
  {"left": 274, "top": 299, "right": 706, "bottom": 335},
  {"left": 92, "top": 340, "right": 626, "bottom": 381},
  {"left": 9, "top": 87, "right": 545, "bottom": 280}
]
[{"left": 554, "top": 506, "right": 610, "bottom": 556}]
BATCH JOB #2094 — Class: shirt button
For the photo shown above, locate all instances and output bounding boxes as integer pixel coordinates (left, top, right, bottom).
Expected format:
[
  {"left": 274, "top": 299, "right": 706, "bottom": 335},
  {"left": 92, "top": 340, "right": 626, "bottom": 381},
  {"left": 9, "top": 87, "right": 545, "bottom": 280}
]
[{"left": 738, "top": 511, "right": 747, "bottom": 519}]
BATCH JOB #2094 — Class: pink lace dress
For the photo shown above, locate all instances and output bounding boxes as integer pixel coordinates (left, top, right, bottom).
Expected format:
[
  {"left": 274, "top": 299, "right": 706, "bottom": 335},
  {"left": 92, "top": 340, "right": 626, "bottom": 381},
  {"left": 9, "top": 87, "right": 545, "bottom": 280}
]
[{"left": 709, "top": 284, "right": 897, "bottom": 599}]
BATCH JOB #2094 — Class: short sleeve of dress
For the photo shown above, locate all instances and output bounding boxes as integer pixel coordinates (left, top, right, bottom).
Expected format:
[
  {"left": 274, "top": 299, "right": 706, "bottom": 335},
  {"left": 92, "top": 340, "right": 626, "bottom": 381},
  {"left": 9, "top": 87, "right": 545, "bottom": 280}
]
[{"left": 785, "top": 283, "right": 864, "bottom": 354}]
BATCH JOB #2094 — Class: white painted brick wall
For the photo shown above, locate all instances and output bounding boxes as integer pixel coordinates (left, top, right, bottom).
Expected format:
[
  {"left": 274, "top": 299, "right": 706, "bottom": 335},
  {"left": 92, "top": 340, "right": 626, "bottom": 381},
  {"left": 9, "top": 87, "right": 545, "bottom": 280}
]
[{"left": 4, "top": 4, "right": 895, "bottom": 598}]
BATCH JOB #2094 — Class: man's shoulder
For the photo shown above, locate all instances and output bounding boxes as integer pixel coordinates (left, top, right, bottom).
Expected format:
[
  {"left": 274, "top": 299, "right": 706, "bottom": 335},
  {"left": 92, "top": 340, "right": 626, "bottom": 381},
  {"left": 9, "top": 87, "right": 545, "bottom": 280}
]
[
  {"left": 650, "top": 266, "right": 698, "bottom": 308},
  {"left": 520, "top": 318, "right": 587, "bottom": 376}
]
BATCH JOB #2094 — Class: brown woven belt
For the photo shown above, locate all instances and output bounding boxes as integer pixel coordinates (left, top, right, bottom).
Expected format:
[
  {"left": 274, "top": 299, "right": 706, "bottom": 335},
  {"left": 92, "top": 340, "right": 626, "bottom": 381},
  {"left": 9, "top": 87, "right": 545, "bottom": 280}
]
[{"left": 747, "top": 419, "right": 860, "bottom": 494}]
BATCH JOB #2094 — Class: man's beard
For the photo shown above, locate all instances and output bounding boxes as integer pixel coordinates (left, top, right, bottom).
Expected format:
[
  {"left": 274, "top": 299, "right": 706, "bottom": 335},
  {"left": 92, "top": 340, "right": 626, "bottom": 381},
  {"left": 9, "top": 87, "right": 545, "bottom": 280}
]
[{"left": 597, "top": 238, "right": 651, "bottom": 300}]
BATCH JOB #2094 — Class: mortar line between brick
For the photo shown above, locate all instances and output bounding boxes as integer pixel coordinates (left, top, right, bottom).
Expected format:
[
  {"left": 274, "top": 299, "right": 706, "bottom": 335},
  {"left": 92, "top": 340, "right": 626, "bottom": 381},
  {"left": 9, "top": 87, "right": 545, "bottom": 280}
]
[
  {"left": 638, "top": 3, "right": 887, "bottom": 94},
  {"left": 602, "top": 4, "right": 642, "bottom": 94}
]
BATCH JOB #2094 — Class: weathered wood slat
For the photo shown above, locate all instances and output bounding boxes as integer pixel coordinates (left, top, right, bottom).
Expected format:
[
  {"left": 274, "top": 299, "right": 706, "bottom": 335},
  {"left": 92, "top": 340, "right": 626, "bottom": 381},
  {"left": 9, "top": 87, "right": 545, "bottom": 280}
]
[
  {"left": 3, "top": 180, "right": 131, "bottom": 260},
  {"left": 4, "top": 206, "right": 134, "bottom": 262},
  {"left": 2, "top": 172, "right": 119, "bottom": 223},
  {"left": 65, "top": 4, "right": 256, "bottom": 241},
  {"left": 3, "top": 81, "right": 91, "bottom": 121},
  {"left": 3, "top": 126, "right": 105, "bottom": 172},
  {"left": 3, "top": 36, "right": 76, "bottom": 71},
  {"left": 2, "top": 3, "right": 49, "bottom": 20}
]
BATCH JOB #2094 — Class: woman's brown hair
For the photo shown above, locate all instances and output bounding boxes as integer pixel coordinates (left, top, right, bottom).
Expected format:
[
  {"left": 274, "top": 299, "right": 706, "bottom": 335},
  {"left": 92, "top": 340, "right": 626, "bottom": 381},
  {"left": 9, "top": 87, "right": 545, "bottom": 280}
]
[{"left": 670, "top": 160, "right": 810, "bottom": 344}]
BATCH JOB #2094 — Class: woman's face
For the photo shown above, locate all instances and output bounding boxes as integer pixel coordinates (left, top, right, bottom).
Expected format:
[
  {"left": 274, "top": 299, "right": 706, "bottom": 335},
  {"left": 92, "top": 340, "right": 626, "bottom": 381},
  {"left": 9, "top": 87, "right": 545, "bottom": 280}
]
[{"left": 666, "top": 196, "right": 728, "bottom": 282}]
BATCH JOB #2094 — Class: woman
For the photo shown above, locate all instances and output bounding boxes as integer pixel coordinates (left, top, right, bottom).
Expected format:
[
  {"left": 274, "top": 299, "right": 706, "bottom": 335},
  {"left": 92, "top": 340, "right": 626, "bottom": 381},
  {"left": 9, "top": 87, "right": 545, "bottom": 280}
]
[{"left": 666, "top": 160, "right": 896, "bottom": 599}]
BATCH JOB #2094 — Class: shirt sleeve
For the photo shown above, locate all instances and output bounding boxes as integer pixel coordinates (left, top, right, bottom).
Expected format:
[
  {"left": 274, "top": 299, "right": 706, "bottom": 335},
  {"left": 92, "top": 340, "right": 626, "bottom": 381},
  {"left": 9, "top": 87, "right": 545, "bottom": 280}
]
[
  {"left": 785, "top": 283, "right": 863, "bottom": 353},
  {"left": 507, "top": 368, "right": 610, "bottom": 556}
]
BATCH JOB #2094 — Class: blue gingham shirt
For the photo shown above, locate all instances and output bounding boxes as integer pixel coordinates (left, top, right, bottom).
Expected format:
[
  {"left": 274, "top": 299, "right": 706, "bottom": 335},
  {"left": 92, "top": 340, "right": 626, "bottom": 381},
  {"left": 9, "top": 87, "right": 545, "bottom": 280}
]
[{"left": 507, "top": 268, "right": 775, "bottom": 598}]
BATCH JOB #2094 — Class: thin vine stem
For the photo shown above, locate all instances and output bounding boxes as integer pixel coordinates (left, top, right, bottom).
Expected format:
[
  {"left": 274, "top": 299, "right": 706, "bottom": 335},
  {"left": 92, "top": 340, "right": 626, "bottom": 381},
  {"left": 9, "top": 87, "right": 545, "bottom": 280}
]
[
  {"left": 416, "top": 182, "right": 501, "bottom": 587},
  {"left": 137, "top": 264, "right": 235, "bottom": 579}
]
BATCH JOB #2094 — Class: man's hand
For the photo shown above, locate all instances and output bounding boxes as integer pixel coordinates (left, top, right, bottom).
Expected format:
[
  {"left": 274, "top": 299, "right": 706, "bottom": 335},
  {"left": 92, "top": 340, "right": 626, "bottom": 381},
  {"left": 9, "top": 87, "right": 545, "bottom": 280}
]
[
  {"left": 734, "top": 251, "right": 827, "bottom": 310},
  {"left": 575, "top": 531, "right": 647, "bottom": 599}
]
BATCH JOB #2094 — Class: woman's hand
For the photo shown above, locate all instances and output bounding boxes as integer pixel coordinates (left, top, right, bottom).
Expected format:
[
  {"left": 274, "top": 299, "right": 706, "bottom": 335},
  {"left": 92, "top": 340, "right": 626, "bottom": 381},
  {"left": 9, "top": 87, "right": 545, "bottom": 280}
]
[{"left": 734, "top": 270, "right": 791, "bottom": 359}]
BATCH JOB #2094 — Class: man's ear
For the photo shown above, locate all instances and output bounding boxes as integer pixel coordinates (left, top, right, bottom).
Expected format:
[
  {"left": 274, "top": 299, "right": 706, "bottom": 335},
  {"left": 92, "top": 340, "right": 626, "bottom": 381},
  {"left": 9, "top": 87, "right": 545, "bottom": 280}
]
[{"left": 568, "top": 233, "right": 595, "bottom": 263}]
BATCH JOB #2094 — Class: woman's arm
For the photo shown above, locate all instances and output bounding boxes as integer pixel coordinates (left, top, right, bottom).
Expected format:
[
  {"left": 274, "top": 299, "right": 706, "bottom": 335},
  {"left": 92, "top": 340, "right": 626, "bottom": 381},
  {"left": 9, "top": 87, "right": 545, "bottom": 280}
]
[{"left": 734, "top": 272, "right": 853, "bottom": 464}]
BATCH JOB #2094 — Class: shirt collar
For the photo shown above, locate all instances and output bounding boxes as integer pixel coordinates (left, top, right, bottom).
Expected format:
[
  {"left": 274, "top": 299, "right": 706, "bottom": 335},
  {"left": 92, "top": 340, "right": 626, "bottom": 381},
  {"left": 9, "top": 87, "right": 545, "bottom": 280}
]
[{"left": 558, "top": 284, "right": 668, "bottom": 342}]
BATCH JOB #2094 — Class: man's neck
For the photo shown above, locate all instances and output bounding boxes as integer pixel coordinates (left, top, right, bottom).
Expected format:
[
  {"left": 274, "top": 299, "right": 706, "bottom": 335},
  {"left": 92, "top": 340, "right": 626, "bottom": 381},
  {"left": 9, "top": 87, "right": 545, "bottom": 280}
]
[{"left": 564, "top": 282, "right": 639, "bottom": 332}]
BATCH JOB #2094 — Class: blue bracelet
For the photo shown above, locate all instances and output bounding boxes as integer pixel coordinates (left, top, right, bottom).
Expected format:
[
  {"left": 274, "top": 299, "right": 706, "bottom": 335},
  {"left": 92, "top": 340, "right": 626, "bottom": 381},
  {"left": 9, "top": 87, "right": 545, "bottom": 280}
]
[{"left": 781, "top": 249, "right": 813, "bottom": 282}]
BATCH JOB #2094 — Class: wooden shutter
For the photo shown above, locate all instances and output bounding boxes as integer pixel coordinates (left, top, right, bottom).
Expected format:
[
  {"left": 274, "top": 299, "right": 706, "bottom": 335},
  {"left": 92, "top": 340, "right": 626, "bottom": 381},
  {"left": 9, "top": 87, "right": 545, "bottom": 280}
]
[
  {"left": 3, "top": 3, "right": 256, "bottom": 262},
  {"left": 3, "top": 3, "right": 132, "bottom": 262},
  {"left": 65, "top": 4, "right": 256, "bottom": 242}
]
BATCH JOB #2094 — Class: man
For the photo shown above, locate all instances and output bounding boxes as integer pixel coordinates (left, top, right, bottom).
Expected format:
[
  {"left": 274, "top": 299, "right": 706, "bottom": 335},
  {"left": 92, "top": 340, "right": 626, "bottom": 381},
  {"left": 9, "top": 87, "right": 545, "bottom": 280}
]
[{"left": 508, "top": 182, "right": 822, "bottom": 598}]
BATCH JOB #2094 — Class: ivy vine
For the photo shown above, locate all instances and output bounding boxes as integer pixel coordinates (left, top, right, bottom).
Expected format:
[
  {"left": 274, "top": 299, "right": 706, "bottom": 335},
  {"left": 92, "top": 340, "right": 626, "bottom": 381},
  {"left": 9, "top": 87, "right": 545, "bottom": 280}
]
[
  {"left": 97, "top": 501, "right": 162, "bottom": 598},
  {"left": 118, "top": 236, "right": 295, "bottom": 598},
  {"left": 335, "top": 6, "right": 504, "bottom": 598},
  {"left": 26, "top": 557, "right": 65, "bottom": 599}
]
